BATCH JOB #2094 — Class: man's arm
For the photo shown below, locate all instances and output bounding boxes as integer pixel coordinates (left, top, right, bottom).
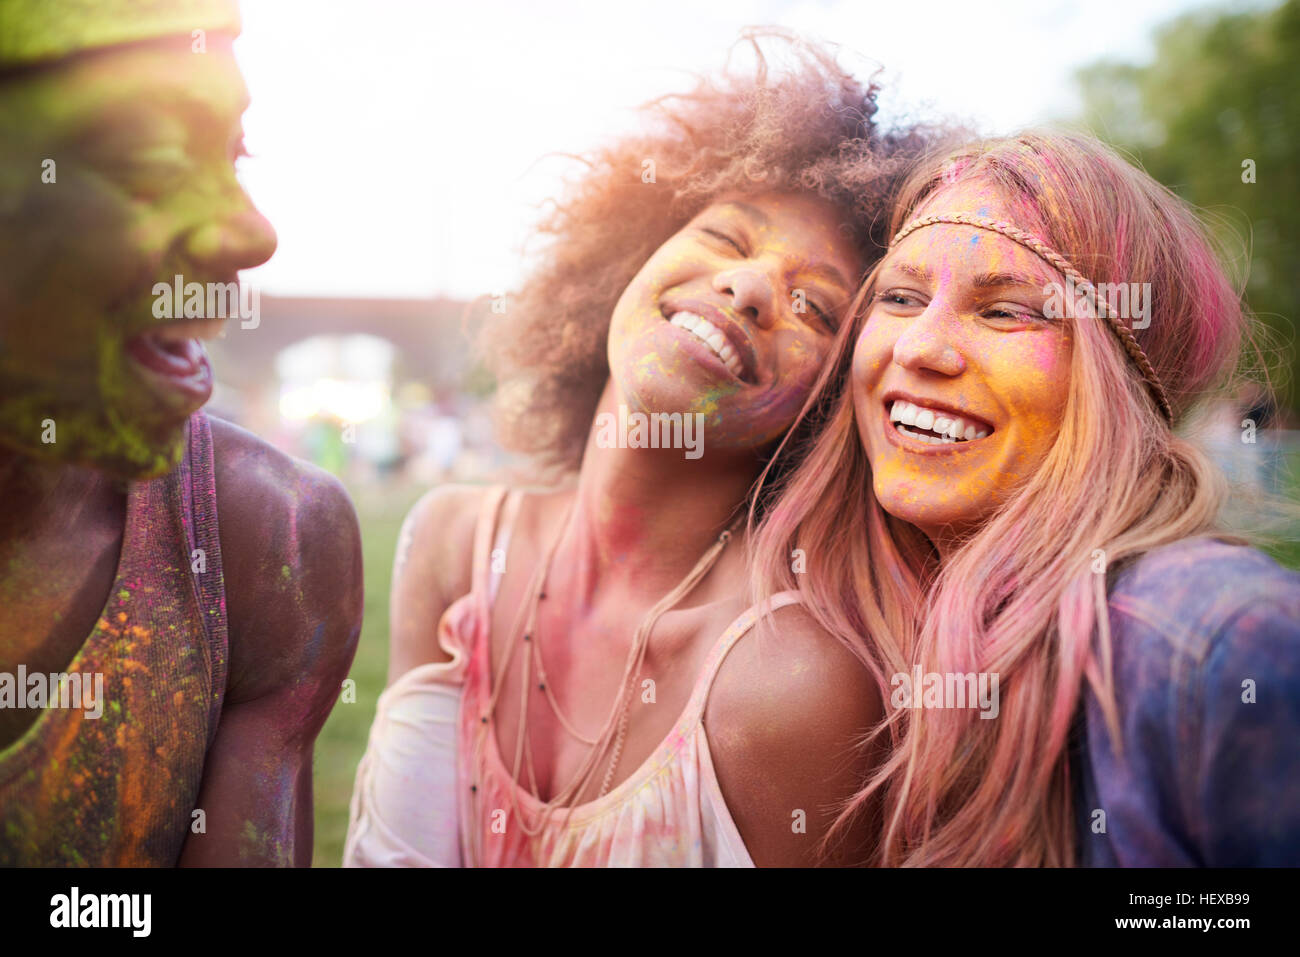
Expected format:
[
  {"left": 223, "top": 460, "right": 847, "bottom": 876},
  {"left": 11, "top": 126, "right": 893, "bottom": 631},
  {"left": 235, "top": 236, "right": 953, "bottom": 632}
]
[
  {"left": 705, "top": 603, "right": 883, "bottom": 866},
  {"left": 178, "top": 417, "right": 363, "bottom": 866}
]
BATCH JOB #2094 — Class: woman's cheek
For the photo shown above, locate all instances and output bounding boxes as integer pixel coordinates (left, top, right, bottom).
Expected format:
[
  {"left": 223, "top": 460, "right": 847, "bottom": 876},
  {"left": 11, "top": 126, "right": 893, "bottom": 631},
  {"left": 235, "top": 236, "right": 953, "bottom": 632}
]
[
  {"left": 851, "top": 321, "right": 888, "bottom": 389},
  {"left": 993, "top": 333, "right": 1071, "bottom": 464}
]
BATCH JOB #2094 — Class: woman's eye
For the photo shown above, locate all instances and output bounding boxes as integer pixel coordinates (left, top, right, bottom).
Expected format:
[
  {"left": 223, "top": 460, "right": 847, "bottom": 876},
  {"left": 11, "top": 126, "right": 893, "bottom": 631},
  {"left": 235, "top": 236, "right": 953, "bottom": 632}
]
[
  {"left": 701, "top": 227, "right": 746, "bottom": 255},
  {"left": 984, "top": 304, "right": 1049, "bottom": 325},
  {"left": 809, "top": 301, "right": 837, "bottom": 332},
  {"left": 874, "top": 289, "right": 922, "bottom": 309}
]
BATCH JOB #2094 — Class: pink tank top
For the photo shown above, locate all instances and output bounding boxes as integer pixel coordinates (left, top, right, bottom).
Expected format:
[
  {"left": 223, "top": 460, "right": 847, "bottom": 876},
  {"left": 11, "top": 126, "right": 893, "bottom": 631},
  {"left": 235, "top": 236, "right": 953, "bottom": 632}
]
[
  {"left": 0, "top": 412, "right": 227, "bottom": 866},
  {"left": 346, "top": 485, "right": 798, "bottom": 867}
]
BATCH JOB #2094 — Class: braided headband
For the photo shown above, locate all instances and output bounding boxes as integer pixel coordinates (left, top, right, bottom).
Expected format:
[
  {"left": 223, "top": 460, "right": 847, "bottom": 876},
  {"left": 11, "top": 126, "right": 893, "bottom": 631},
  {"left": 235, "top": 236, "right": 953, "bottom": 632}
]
[{"left": 889, "top": 213, "right": 1174, "bottom": 424}]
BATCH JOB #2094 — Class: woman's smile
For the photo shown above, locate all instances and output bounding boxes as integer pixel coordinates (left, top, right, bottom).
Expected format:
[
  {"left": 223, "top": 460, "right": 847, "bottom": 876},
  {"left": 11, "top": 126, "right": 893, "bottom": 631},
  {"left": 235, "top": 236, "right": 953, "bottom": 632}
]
[{"left": 660, "top": 302, "right": 757, "bottom": 383}]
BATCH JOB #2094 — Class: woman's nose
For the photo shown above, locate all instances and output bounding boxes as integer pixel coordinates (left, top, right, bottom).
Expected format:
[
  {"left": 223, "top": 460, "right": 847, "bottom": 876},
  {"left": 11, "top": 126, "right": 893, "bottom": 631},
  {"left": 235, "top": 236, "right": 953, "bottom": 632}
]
[
  {"left": 713, "top": 266, "right": 775, "bottom": 328},
  {"left": 891, "top": 300, "right": 966, "bottom": 377}
]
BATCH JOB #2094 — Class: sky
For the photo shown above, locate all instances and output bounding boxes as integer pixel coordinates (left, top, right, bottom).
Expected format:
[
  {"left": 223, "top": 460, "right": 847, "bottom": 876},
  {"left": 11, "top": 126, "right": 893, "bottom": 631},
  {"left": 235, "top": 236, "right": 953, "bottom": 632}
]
[{"left": 231, "top": 0, "right": 1228, "bottom": 301}]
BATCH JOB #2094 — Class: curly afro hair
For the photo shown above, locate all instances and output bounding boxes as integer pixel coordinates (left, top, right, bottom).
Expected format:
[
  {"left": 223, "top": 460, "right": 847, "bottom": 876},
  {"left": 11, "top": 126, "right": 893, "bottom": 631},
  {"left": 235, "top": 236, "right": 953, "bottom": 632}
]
[{"left": 479, "top": 28, "right": 944, "bottom": 473}]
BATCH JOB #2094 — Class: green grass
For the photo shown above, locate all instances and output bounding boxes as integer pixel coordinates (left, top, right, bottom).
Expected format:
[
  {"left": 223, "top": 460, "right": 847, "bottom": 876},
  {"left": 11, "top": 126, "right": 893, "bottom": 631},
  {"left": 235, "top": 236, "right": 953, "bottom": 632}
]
[{"left": 311, "top": 479, "right": 426, "bottom": 867}]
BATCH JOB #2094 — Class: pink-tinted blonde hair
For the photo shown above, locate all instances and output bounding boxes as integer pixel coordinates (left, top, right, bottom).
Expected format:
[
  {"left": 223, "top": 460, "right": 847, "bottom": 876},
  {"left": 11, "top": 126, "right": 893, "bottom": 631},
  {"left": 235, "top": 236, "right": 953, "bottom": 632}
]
[{"left": 750, "top": 130, "right": 1279, "bottom": 866}]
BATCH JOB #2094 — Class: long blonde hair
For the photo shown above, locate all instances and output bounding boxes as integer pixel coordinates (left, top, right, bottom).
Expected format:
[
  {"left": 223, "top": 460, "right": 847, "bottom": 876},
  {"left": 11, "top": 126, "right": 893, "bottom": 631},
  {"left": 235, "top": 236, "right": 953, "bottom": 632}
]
[{"left": 750, "top": 130, "right": 1279, "bottom": 866}]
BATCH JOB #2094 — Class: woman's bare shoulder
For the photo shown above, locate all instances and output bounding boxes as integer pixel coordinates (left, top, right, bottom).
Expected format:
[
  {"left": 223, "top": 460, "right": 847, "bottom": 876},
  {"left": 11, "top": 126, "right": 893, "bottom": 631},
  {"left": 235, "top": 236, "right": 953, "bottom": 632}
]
[
  {"left": 386, "top": 484, "right": 493, "bottom": 680},
  {"left": 387, "top": 481, "right": 574, "bottom": 679},
  {"left": 703, "top": 601, "right": 883, "bottom": 866},
  {"left": 398, "top": 484, "right": 495, "bottom": 600}
]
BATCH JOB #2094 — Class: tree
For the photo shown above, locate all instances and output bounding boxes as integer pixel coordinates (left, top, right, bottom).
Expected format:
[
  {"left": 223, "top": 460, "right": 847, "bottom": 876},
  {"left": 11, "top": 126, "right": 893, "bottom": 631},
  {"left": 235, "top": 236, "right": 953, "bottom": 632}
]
[{"left": 1075, "top": 0, "right": 1300, "bottom": 413}]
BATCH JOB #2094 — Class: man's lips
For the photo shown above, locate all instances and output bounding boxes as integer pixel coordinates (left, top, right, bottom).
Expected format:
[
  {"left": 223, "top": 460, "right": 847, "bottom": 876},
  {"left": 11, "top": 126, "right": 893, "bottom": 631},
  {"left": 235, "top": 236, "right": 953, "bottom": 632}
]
[
  {"left": 126, "top": 334, "right": 205, "bottom": 376},
  {"left": 124, "top": 320, "right": 221, "bottom": 402}
]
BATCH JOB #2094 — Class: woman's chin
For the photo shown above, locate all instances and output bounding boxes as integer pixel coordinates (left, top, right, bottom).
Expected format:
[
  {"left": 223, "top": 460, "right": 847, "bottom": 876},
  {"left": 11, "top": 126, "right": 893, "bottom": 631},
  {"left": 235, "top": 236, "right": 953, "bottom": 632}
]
[{"left": 875, "top": 487, "right": 963, "bottom": 532}]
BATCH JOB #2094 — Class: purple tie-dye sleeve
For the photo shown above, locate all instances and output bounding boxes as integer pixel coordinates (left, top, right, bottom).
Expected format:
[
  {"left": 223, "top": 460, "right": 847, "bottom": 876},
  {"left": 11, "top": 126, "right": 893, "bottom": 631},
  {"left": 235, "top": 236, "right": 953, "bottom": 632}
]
[
  {"left": 1195, "top": 591, "right": 1300, "bottom": 865},
  {"left": 1075, "top": 536, "right": 1300, "bottom": 866}
]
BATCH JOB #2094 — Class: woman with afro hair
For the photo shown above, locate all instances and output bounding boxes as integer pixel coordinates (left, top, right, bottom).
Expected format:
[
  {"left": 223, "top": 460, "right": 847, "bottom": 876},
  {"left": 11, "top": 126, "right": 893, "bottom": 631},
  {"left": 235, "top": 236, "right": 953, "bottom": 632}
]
[{"left": 346, "top": 30, "right": 940, "bottom": 867}]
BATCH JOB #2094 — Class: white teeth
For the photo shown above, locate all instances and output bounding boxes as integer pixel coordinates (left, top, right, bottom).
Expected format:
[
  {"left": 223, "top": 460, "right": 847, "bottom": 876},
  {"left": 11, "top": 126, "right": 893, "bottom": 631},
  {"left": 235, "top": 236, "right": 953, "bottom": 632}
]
[
  {"left": 887, "top": 399, "right": 991, "bottom": 444},
  {"left": 668, "top": 310, "right": 745, "bottom": 379},
  {"left": 896, "top": 424, "right": 959, "bottom": 444}
]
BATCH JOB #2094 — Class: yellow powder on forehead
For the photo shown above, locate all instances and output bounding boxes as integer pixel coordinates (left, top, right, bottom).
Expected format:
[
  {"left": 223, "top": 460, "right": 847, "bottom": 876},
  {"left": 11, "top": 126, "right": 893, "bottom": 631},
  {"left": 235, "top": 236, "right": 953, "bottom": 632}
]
[{"left": 0, "top": 0, "right": 239, "bottom": 67}]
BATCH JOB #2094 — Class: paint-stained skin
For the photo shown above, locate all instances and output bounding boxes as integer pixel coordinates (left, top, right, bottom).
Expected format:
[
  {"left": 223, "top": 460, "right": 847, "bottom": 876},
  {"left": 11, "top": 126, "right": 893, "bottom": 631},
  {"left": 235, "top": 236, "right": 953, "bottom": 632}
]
[
  {"left": 606, "top": 191, "right": 862, "bottom": 453},
  {"left": 0, "top": 36, "right": 275, "bottom": 479},
  {"left": 852, "top": 181, "right": 1073, "bottom": 552}
]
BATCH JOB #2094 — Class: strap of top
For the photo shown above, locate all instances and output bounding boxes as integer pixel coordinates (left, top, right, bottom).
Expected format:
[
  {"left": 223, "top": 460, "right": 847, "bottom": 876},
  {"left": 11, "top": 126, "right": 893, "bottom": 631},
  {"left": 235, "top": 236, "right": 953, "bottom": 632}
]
[
  {"left": 469, "top": 485, "right": 526, "bottom": 607},
  {"left": 469, "top": 485, "right": 510, "bottom": 600},
  {"left": 689, "top": 589, "right": 805, "bottom": 718},
  {"left": 181, "top": 411, "right": 228, "bottom": 750},
  {"left": 489, "top": 490, "right": 524, "bottom": 606}
]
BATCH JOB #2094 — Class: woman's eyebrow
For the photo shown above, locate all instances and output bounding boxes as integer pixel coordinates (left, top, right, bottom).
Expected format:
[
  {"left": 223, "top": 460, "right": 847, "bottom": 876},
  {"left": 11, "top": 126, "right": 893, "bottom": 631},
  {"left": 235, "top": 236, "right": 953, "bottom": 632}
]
[
  {"left": 798, "top": 260, "right": 850, "bottom": 293},
  {"left": 881, "top": 261, "right": 932, "bottom": 283},
  {"left": 713, "top": 201, "right": 850, "bottom": 290},
  {"left": 716, "top": 200, "right": 770, "bottom": 225},
  {"left": 971, "top": 271, "right": 1047, "bottom": 291}
]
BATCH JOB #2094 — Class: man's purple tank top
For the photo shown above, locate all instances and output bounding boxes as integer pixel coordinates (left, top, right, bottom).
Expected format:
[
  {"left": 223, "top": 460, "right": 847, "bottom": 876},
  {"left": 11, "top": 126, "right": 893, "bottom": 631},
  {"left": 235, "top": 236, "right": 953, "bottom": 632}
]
[{"left": 0, "top": 412, "right": 228, "bottom": 865}]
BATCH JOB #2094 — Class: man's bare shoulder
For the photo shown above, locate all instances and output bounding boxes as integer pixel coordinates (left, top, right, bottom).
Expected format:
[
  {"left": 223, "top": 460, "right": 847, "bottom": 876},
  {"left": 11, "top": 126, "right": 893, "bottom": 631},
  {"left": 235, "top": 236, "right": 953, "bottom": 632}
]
[{"left": 208, "top": 414, "right": 362, "bottom": 705}]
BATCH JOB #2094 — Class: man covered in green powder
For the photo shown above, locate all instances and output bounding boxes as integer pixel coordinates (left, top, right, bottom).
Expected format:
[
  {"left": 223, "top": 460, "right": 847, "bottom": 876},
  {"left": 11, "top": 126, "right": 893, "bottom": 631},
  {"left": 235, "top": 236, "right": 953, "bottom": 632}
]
[{"left": 0, "top": 0, "right": 363, "bottom": 865}]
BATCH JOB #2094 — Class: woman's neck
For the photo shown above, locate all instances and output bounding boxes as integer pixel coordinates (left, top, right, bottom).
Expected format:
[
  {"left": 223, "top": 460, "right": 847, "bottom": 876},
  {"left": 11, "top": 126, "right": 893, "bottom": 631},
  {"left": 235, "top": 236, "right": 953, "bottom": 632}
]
[{"left": 557, "top": 382, "right": 759, "bottom": 601}]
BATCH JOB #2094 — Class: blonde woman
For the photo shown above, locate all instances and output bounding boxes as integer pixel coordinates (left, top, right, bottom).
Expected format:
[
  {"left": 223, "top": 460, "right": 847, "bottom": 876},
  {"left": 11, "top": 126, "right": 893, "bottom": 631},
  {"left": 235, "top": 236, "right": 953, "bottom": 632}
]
[{"left": 752, "top": 131, "right": 1300, "bottom": 866}]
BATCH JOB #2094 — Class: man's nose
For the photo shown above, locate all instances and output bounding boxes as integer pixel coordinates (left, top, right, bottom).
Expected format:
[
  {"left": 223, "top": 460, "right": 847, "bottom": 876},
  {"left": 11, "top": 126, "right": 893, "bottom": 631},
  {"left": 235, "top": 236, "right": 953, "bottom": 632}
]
[
  {"left": 183, "top": 204, "right": 277, "bottom": 275},
  {"left": 713, "top": 266, "right": 775, "bottom": 328}
]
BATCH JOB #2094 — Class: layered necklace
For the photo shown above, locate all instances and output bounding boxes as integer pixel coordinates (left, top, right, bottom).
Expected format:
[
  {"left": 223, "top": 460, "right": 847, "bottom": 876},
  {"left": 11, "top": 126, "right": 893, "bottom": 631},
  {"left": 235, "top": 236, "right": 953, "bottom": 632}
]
[{"left": 478, "top": 497, "right": 742, "bottom": 839}]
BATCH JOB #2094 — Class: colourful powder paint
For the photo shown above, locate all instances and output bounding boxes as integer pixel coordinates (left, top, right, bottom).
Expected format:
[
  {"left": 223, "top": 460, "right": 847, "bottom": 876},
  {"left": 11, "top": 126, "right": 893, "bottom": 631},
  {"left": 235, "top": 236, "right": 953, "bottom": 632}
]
[
  {"left": 0, "top": 413, "right": 227, "bottom": 866},
  {"left": 605, "top": 191, "right": 862, "bottom": 456},
  {"left": 852, "top": 181, "right": 1072, "bottom": 546}
]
